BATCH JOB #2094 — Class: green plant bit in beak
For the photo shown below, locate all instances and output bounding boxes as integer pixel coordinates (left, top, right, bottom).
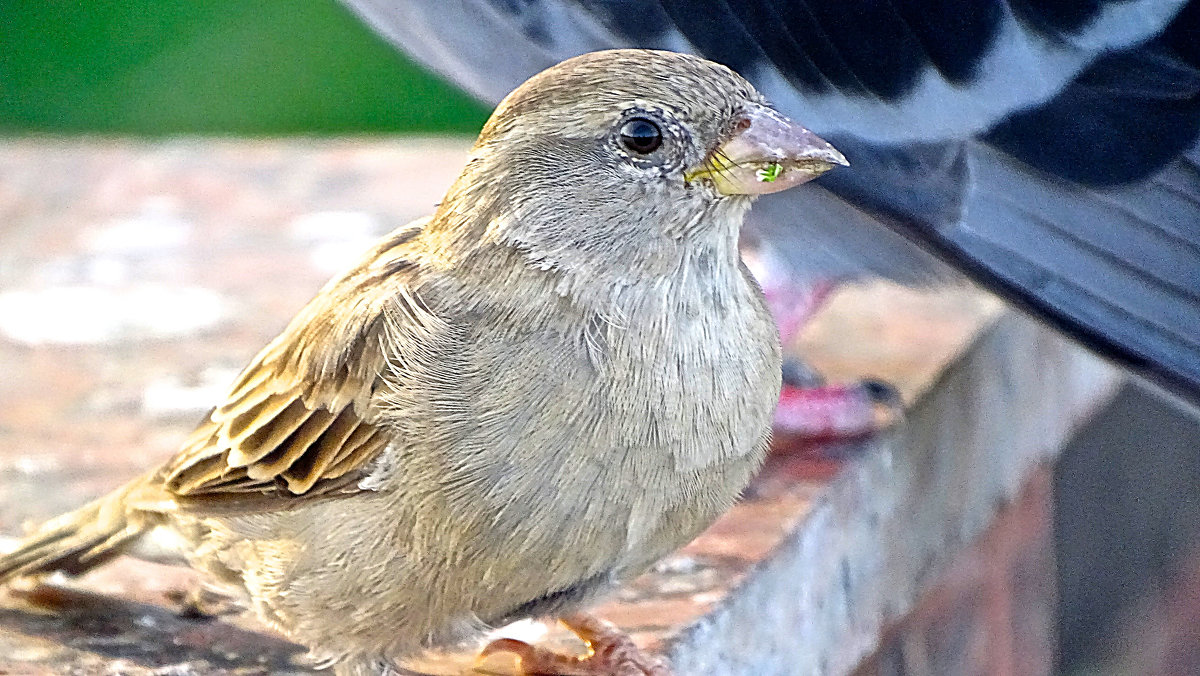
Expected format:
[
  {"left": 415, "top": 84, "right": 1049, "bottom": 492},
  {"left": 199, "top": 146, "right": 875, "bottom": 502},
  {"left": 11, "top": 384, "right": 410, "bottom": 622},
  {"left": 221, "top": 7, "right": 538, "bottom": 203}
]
[
  {"left": 756, "top": 162, "right": 783, "bottom": 183},
  {"left": 685, "top": 102, "right": 847, "bottom": 196}
]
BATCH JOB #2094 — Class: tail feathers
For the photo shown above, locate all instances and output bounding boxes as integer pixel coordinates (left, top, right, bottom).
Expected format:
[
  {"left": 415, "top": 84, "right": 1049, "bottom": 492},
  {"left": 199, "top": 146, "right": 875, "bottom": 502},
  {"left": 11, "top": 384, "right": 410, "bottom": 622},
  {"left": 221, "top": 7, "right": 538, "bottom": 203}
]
[{"left": 0, "top": 482, "right": 154, "bottom": 581}]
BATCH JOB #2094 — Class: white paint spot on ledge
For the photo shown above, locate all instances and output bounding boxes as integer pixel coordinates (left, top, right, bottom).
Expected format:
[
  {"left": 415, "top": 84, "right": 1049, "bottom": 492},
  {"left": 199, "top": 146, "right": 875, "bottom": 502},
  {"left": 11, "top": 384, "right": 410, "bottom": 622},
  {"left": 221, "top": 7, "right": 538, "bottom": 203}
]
[
  {"left": 0, "top": 285, "right": 228, "bottom": 345},
  {"left": 487, "top": 618, "right": 550, "bottom": 645},
  {"left": 290, "top": 210, "right": 381, "bottom": 242},
  {"left": 290, "top": 211, "right": 384, "bottom": 273},
  {"left": 83, "top": 196, "right": 191, "bottom": 255},
  {"left": 141, "top": 366, "right": 240, "bottom": 419}
]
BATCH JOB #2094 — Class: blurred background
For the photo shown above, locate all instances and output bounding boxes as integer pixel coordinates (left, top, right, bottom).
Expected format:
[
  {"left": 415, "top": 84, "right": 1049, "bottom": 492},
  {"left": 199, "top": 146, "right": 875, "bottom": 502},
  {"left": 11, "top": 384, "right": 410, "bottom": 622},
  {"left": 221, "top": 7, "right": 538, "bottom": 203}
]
[
  {"left": 2, "top": 2, "right": 1199, "bottom": 675},
  {"left": 1, "top": 1, "right": 488, "bottom": 134}
]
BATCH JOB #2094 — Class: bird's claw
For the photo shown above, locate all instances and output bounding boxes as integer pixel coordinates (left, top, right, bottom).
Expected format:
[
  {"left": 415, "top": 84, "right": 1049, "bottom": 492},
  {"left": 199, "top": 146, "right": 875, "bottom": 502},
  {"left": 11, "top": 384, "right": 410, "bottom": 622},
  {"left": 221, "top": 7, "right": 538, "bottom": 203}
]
[
  {"left": 165, "top": 586, "right": 240, "bottom": 620},
  {"left": 478, "top": 613, "right": 670, "bottom": 676},
  {"left": 773, "top": 377, "right": 902, "bottom": 442}
]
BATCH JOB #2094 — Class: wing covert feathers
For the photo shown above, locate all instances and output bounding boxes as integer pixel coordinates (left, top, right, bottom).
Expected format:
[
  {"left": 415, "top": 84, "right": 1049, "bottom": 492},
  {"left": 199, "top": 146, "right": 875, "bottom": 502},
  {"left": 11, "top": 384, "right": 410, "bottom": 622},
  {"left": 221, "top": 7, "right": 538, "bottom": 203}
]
[{"left": 154, "top": 220, "right": 434, "bottom": 507}]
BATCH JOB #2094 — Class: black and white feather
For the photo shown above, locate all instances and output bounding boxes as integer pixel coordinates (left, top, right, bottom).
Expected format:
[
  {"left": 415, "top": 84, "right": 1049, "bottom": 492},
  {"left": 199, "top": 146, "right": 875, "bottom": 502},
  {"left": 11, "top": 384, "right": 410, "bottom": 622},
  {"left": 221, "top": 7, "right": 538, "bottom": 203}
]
[{"left": 341, "top": 0, "right": 1200, "bottom": 404}]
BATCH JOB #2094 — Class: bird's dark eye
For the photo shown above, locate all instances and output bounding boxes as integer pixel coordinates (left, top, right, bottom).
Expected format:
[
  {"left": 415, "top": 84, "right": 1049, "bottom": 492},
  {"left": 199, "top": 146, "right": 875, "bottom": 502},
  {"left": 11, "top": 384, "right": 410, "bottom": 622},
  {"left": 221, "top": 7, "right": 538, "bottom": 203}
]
[{"left": 619, "top": 118, "right": 663, "bottom": 154}]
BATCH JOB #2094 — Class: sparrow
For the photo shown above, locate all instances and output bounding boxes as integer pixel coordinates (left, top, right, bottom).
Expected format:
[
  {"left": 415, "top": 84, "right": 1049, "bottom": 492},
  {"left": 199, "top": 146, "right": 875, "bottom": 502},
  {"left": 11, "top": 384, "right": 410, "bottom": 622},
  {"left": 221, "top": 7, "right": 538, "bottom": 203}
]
[{"left": 0, "top": 49, "right": 846, "bottom": 675}]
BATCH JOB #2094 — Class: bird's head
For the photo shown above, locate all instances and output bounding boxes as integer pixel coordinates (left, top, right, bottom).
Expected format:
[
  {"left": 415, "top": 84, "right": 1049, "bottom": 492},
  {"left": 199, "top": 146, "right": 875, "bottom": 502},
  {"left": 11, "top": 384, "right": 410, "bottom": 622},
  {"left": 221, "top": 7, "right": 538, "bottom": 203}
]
[{"left": 437, "top": 49, "right": 846, "bottom": 277}]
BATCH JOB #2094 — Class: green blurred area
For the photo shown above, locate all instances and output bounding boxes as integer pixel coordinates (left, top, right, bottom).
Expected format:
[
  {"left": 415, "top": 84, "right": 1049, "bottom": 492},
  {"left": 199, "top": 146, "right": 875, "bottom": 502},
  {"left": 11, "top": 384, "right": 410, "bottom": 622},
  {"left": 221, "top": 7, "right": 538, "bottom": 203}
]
[{"left": 0, "top": 1, "right": 491, "bottom": 135}]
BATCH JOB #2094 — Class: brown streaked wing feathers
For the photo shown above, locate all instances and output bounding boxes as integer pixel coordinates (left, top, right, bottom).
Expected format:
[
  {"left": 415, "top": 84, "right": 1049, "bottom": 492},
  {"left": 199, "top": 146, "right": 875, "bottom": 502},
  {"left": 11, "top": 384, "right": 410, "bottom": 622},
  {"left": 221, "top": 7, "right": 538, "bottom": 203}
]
[{"left": 149, "top": 220, "right": 436, "bottom": 511}]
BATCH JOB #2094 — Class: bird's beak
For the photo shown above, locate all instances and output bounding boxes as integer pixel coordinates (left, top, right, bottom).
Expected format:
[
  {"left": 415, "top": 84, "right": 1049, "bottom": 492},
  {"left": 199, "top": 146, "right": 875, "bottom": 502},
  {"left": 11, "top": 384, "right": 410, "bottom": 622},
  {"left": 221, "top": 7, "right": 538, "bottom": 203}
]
[{"left": 686, "top": 102, "right": 848, "bottom": 196}]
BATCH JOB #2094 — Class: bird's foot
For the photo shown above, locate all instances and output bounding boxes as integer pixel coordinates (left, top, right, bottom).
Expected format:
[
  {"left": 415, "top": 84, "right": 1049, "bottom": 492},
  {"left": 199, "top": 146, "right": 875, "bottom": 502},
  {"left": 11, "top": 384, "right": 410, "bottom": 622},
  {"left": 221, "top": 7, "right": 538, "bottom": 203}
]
[
  {"left": 773, "top": 360, "right": 901, "bottom": 442},
  {"left": 165, "top": 585, "right": 240, "bottom": 620},
  {"left": 479, "top": 613, "right": 670, "bottom": 676}
]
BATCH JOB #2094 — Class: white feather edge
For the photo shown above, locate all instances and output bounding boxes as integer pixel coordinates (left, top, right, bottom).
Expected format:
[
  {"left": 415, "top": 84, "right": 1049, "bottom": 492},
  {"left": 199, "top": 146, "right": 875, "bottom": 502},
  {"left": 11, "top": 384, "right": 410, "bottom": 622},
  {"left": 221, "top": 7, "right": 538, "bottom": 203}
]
[
  {"left": 753, "top": 0, "right": 1189, "bottom": 141},
  {"left": 338, "top": 0, "right": 1187, "bottom": 144}
]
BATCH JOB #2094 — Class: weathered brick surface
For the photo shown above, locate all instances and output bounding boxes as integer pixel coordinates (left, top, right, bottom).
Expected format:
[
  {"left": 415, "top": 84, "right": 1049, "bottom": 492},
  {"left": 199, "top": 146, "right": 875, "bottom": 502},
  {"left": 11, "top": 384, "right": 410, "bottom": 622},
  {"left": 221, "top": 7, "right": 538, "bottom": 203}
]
[{"left": 851, "top": 467, "right": 1056, "bottom": 676}]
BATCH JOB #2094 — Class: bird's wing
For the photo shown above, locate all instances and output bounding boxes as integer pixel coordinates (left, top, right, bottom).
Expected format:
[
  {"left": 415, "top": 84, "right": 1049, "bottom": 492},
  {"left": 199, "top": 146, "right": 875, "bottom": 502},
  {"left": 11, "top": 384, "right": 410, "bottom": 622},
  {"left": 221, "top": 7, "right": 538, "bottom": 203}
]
[
  {"left": 142, "top": 219, "right": 440, "bottom": 512},
  {"left": 337, "top": 0, "right": 1200, "bottom": 403}
]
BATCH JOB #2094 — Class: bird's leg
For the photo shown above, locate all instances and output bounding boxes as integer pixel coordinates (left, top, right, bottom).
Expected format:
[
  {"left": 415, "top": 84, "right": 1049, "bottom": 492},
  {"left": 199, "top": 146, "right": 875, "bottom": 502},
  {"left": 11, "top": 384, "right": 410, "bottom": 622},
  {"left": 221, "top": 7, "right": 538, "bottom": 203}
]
[
  {"left": 479, "top": 613, "right": 670, "bottom": 676},
  {"left": 768, "top": 279, "right": 836, "bottom": 346}
]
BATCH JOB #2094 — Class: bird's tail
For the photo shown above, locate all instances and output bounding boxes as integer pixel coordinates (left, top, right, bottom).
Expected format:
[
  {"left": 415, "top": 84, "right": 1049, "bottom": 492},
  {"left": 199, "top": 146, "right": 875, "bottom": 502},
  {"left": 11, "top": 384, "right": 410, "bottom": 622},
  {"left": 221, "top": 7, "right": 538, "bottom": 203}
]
[{"left": 0, "top": 480, "right": 156, "bottom": 581}]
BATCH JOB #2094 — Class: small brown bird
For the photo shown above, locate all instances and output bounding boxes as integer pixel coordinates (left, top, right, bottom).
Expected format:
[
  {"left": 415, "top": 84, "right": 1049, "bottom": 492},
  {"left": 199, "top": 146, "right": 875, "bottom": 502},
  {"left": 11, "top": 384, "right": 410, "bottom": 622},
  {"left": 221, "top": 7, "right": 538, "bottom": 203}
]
[{"left": 0, "top": 50, "right": 845, "bottom": 675}]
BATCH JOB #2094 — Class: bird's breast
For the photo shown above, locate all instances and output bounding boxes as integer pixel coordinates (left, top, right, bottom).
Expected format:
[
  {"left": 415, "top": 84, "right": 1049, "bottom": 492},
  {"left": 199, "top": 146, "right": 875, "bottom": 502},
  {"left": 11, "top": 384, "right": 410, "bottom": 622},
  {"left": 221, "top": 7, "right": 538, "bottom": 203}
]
[
  {"left": 375, "top": 254, "right": 780, "bottom": 591},
  {"left": 598, "top": 273, "right": 780, "bottom": 468}
]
